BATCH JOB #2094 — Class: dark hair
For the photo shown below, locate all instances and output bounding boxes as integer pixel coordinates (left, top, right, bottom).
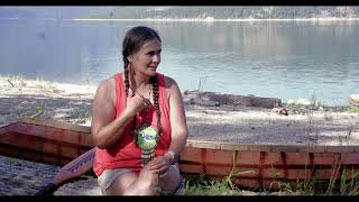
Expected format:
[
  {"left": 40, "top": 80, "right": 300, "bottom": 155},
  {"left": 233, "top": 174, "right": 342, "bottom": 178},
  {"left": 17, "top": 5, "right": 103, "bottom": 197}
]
[
  {"left": 122, "top": 26, "right": 162, "bottom": 140},
  {"left": 122, "top": 26, "right": 161, "bottom": 65}
]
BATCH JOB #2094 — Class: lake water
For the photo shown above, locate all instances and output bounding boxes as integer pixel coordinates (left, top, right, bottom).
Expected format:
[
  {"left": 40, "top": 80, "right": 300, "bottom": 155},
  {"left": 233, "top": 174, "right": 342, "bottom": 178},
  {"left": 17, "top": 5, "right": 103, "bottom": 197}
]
[{"left": 1, "top": 18, "right": 359, "bottom": 106}]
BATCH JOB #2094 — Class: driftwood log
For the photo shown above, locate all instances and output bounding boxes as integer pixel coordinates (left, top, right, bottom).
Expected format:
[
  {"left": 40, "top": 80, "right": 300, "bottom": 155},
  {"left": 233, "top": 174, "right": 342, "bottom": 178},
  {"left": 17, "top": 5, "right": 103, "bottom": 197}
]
[{"left": 182, "top": 90, "right": 282, "bottom": 109}]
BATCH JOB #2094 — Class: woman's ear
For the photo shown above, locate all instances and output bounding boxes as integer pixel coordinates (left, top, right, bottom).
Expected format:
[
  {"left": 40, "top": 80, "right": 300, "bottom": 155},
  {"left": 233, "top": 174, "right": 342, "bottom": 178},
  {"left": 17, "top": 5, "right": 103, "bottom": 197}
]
[{"left": 127, "top": 55, "right": 133, "bottom": 63}]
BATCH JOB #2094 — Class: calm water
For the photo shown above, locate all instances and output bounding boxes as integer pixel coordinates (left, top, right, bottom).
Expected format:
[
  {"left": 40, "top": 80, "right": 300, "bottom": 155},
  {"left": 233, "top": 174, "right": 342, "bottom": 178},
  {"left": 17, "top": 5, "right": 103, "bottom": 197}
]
[{"left": 1, "top": 19, "right": 359, "bottom": 106}]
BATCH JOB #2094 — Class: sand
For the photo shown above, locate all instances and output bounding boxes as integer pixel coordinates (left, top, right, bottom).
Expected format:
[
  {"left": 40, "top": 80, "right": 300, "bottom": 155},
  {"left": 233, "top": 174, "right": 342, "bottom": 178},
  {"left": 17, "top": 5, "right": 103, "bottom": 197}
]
[
  {"left": 1, "top": 75, "right": 359, "bottom": 146},
  {"left": 1, "top": 75, "right": 359, "bottom": 196}
]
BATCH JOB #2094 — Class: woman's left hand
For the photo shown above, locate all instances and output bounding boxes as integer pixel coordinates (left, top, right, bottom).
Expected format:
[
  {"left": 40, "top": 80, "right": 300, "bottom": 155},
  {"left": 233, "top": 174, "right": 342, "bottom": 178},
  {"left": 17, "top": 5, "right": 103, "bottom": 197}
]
[{"left": 147, "top": 154, "right": 173, "bottom": 177}]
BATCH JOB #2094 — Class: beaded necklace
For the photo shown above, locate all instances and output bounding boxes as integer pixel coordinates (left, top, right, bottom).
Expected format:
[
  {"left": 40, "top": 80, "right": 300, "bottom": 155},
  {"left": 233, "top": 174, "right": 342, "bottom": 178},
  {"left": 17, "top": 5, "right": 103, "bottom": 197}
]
[{"left": 132, "top": 85, "right": 159, "bottom": 166}]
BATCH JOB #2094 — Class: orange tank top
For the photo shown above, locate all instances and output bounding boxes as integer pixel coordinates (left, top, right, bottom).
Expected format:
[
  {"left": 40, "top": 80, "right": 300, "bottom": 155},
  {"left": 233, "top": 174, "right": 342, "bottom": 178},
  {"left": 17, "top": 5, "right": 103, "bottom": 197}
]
[{"left": 93, "top": 73, "right": 172, "bottom": 176}]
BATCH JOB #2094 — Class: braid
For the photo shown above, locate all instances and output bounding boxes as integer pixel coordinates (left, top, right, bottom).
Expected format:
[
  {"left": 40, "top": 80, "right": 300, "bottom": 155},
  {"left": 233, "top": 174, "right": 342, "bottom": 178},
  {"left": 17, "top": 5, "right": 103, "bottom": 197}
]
[
  {"left": 124, "top": 60, "right": 130, "bottom": 96},
  {"left": 123, "top": 58, "right": 137, "bottom": 136},
  {"left": 120, "top": 26, "right": 163, "bottom": 162},
  {"left": 150, "top": 75, "right": 162, "bottom": 139}
]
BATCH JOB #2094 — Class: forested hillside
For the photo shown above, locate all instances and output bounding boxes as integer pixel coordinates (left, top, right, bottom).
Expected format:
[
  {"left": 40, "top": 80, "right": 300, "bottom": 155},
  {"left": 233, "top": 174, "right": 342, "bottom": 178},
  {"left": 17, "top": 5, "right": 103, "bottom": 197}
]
[{"left": 102, "top": 6, "right": 359, "bottom": 19}]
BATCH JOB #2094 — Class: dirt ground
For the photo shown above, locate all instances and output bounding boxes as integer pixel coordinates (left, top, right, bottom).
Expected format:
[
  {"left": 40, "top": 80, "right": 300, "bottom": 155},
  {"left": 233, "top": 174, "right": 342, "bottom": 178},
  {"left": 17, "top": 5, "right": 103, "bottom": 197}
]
[
  {"left": 1, "top": 75, "right": 359, "bottom": 146},
  {"left": 1, "top": 75, "right": 359, "bottom": 196}
]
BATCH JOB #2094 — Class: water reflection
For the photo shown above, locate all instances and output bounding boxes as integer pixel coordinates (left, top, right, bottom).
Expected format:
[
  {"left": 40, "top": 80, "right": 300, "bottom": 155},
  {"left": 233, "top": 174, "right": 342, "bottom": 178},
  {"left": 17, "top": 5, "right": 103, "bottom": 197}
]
[{"left": 0, "top": 19, "right": 358, "bottom": 106}]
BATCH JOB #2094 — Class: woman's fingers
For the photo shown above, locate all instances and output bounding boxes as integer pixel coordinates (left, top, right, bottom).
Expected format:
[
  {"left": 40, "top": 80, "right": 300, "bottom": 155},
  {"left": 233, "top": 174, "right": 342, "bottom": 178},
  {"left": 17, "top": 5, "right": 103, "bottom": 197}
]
[
  {"left": 159, "top": 170, "right": 169, "bottom": 178},
  {"left": 148, "top": 157, "right": 170, "bottom": 172},
  {"left": 149, "top": 165, "right": 169, "bottom": 175},
  {"left": 136, "top": 93, "right": 151, "bottom": 107},
  {"left": 145, "top": 162, "right": 168, "bottom": 175},
  {"left": 126, "top": 92, "right": 151, "bottom": 114},
  {"left": 128, "top": 88, "right": 135, "bottom": 97}
]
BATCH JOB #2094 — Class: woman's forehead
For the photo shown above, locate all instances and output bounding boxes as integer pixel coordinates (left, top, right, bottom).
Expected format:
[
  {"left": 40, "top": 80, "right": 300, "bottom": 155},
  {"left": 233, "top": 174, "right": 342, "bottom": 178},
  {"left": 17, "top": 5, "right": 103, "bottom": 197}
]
[{"left": 141, "top": 40, "right": 162, "bottom": 50}]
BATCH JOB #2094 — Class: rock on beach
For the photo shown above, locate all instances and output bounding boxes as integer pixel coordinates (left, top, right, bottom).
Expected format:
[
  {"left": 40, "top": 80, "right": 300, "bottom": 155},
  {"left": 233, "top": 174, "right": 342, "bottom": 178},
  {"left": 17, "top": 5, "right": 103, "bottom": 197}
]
[{"left": 349, "top": 94, "right": 359, "bottom": 107}]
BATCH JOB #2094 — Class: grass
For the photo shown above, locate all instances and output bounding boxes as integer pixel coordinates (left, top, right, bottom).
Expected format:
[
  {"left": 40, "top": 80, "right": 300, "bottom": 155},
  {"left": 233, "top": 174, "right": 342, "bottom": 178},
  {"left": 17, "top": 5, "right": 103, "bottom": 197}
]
[
  {"left": 68, "top": 108, "right": 91, "bottom": 124},
  {"left": 184, "top": 158, "right": 359, "bottom": 196},
  {"left": 282, "top": 92, "right": 359, "bottom": 114},
  {"left": 183, "top": 174, "right": 251, "bottom": 195},
  {"left": 17, "top": 105, "right": 45, "bottom": 119},
  {"left": 182, "top": 149, "right": 359, "bottom": 196},
  {"left": 197, "top": 76, "right": 208, "bottom": 92},
  {"left": 346, "top": 107, "right": 359, "bottom": 113},
  {"left": 1, "top": 73, "right": 58, "bottom": 93},
  {"left": 182, "top": 167, "right": 359, "bottom": 196}
]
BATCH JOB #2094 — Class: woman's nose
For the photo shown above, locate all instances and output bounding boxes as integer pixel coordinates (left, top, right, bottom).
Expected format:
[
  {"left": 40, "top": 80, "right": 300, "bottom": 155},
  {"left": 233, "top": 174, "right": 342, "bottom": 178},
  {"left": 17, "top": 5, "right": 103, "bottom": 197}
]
[{"left": 152, "top": 54, "right": 160, "bottom": 63}]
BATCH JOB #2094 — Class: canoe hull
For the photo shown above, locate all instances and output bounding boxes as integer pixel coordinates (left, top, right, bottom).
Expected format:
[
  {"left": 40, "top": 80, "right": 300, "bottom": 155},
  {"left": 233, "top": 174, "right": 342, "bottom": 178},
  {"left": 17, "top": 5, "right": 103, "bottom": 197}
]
[
  {"left": 180, "top": 146, "right": 359, "bottom": 190},
  {"left": 1, "top": 119, "right": 358, "bottom": 190},
  {"left": 0, "top": 120, "right": 92, "bottom": 166}
]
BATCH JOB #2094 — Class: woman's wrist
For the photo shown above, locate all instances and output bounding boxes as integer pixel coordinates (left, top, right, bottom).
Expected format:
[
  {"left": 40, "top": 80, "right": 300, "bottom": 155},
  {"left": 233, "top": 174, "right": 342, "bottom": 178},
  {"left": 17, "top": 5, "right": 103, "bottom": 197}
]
[
  {"left": 123, "top": 108, "right": 136, "bottom": 119},
  {"left": 165, "top": 150, "right": 175, "bottom": 163}
]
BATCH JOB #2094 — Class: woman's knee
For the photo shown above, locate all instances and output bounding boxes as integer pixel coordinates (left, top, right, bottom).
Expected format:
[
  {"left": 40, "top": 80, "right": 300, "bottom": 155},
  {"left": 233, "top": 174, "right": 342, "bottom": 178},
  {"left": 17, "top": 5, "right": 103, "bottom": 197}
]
[
  {"left": 106, "top": 172, "right": 137, "bottom": 195},
  {"left": 122, "top": 167, "right": 160, "bottom": 195},
  {"left": 137, "top": 165, "right": 160, "bottom": 187},
  {"left": 159, "top": 165, "right": 181, "bottom": 191}
]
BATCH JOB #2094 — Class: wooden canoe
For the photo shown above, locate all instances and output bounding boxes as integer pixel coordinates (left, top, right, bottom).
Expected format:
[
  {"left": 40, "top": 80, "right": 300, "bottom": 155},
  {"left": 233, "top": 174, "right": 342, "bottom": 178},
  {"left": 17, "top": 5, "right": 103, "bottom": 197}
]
[{"left": 1, "top": 118, "right": 359, "bottom": 191}]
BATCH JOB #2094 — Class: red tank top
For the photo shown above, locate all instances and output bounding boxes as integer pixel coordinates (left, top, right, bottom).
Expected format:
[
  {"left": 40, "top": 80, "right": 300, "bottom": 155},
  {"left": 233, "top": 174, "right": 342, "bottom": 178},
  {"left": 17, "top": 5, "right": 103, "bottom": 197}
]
[{"left": 93, "top": 73, "right": 172, "bottom": 176}]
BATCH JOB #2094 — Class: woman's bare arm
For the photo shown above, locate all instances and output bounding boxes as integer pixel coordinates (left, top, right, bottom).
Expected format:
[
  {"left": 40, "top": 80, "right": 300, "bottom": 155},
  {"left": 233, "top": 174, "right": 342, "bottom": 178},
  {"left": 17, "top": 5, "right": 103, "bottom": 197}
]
[
  {"left": 145, "top": 76, "right": 188, "bottom": 174},
  {"left": 165, "top": 76, "right": 188, "bottom": 158},
  {"left": 91, "top": 78, "right": 148, "bottom": 149}
]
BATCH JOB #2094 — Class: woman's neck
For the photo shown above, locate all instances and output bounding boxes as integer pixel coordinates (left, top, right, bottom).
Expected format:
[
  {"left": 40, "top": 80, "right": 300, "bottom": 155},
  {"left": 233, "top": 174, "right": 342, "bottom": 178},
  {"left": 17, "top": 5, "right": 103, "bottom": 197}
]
[{"left": 129, "top": 70, "right": 151, "bottom": 90}]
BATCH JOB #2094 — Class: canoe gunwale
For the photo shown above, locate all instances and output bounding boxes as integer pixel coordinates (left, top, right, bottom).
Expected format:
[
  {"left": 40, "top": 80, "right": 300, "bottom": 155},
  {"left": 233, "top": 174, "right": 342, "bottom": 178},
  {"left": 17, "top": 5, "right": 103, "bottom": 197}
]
[
  {"left": 3, "top": 118, "right": 359, "bottom": 153},
  {"left": 185, "top": 139, "right": 359, "bottom": 153},
  {"left": 19, "top": 118, "right": 91, "bottom": 133}
]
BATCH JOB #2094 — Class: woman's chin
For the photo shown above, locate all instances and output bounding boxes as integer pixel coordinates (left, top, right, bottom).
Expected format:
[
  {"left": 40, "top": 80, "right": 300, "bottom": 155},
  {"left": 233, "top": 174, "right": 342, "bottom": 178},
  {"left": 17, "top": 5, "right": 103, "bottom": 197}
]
[{"left": 147, "top": 70, "right": 157, "bottom": 76}]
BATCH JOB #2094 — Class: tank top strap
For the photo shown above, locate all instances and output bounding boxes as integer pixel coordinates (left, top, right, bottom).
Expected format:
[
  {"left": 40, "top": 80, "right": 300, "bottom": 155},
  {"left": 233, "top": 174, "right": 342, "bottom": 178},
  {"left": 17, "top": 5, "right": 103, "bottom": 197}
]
[
  {"left": 113, "top": 73, "right": 125, "bottom": 116},
  {"left": 113, "top": 72, "right": 124, "bottom": 93}
]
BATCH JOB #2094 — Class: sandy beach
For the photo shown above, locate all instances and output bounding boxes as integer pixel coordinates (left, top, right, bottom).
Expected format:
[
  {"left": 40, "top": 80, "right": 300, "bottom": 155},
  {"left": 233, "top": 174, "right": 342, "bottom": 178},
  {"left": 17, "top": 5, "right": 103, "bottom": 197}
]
[
  {"left": 1, "top": 75, "right": 359, "bottom": 146},
  {"left": 1, "top": 75, "right": 359, "bottom": 195}
]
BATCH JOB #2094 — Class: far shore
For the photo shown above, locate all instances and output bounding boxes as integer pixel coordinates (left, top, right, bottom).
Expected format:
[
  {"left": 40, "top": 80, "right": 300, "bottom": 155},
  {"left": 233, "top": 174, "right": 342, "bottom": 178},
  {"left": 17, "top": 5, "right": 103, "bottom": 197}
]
[{"left": 72, "top": 17, "right": 359, "bottom": 23}]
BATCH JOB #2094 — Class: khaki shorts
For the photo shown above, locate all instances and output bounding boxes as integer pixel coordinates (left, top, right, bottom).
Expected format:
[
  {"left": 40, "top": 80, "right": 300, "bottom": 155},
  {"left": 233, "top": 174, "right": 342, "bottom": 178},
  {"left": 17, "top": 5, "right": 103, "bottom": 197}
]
[
  {"left": 97, "top": 168, "right": 135, "bottom": 195},
  {"left": 97, "top": 166, "right": 184, "bottom": 195}
]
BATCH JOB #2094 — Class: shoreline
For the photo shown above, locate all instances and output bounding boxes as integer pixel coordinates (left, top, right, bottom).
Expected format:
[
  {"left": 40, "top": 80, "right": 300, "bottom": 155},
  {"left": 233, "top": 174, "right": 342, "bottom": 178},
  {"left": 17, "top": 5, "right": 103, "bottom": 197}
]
[
  {"left": 72, "top": 17, "right": 359, "bottom": 23},
  {"left": 1, "top": 75, "right": 359, "bottom": 196},
  {"left": 1, "top": 75, "right": 359, "bottom": 146}
]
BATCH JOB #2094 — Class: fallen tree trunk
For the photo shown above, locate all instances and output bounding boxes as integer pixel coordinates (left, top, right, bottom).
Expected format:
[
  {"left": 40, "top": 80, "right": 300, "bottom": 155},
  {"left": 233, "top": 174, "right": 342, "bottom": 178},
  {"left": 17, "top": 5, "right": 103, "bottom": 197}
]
[{"left": 182, "top": 90, "right": 282, "bottom": 109}]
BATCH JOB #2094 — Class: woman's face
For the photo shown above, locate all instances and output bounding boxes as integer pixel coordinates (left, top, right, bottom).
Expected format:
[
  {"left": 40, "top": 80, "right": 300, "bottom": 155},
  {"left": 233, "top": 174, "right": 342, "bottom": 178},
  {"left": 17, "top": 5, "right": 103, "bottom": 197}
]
[{"left": 128, "top": 39, "right": 162, "bottom": 77}]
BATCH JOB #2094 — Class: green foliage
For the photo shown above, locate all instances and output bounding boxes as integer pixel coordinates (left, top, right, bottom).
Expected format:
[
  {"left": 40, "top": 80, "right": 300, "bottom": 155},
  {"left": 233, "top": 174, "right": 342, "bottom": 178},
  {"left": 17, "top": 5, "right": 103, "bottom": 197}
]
[
  {"left": 183, "top": 175, "right": 244, "bottom": 195},
  {"left": 100, "top": 7, "right": 359, "bottom": 20},
  {"left": 183, "top": 165, "right": 359, "bottom": 196},
  {"left": 346, "top": 107, "right": 359, "bottom": 113}
]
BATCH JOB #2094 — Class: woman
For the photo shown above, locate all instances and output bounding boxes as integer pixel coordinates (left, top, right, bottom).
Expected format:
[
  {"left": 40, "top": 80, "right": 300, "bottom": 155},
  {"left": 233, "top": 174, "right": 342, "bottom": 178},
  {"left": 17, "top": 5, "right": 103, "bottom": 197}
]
[{"left": 91, "top": 26, "right": 188, "bottom": 195}]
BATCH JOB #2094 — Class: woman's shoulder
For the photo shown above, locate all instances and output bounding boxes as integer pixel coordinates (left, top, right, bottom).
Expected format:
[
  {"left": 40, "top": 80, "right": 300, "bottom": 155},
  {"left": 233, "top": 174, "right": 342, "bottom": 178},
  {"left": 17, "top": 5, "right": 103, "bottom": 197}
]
[
  {"left": 96, "top": 74, "right": 120, "bottom": 95},
  {"left": 160, "top": 74, "right": 177, "bottom": 89},
  {"left": 162, "top": 75, "right": 181, "bottom": 99}
]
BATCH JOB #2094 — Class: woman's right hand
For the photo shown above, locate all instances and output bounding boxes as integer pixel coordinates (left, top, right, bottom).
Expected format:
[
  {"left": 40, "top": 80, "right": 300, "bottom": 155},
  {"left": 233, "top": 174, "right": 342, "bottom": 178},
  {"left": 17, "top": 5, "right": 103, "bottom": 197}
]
[{"left": 125, "top": 88, "right": 151, "bottom": 117}]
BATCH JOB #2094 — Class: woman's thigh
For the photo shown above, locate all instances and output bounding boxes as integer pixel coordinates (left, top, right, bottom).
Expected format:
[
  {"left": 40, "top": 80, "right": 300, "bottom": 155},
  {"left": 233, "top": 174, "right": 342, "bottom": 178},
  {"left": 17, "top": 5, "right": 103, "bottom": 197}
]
[
  {"left": 98, "top": 168, "right": 138, "bottom": 195},
  {"left": 107, "top": 172, "right": 139, "bottom": 195},
  {"left": 98, "top": 165, "right": 182, "bottom": 195}
]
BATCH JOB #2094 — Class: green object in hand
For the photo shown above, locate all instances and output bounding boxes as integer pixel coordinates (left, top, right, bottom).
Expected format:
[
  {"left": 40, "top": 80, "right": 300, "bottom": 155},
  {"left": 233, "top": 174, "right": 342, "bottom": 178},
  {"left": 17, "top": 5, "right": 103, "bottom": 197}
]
[{"left": 135, "top": 125, "right": 158, "bottom": 153}]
